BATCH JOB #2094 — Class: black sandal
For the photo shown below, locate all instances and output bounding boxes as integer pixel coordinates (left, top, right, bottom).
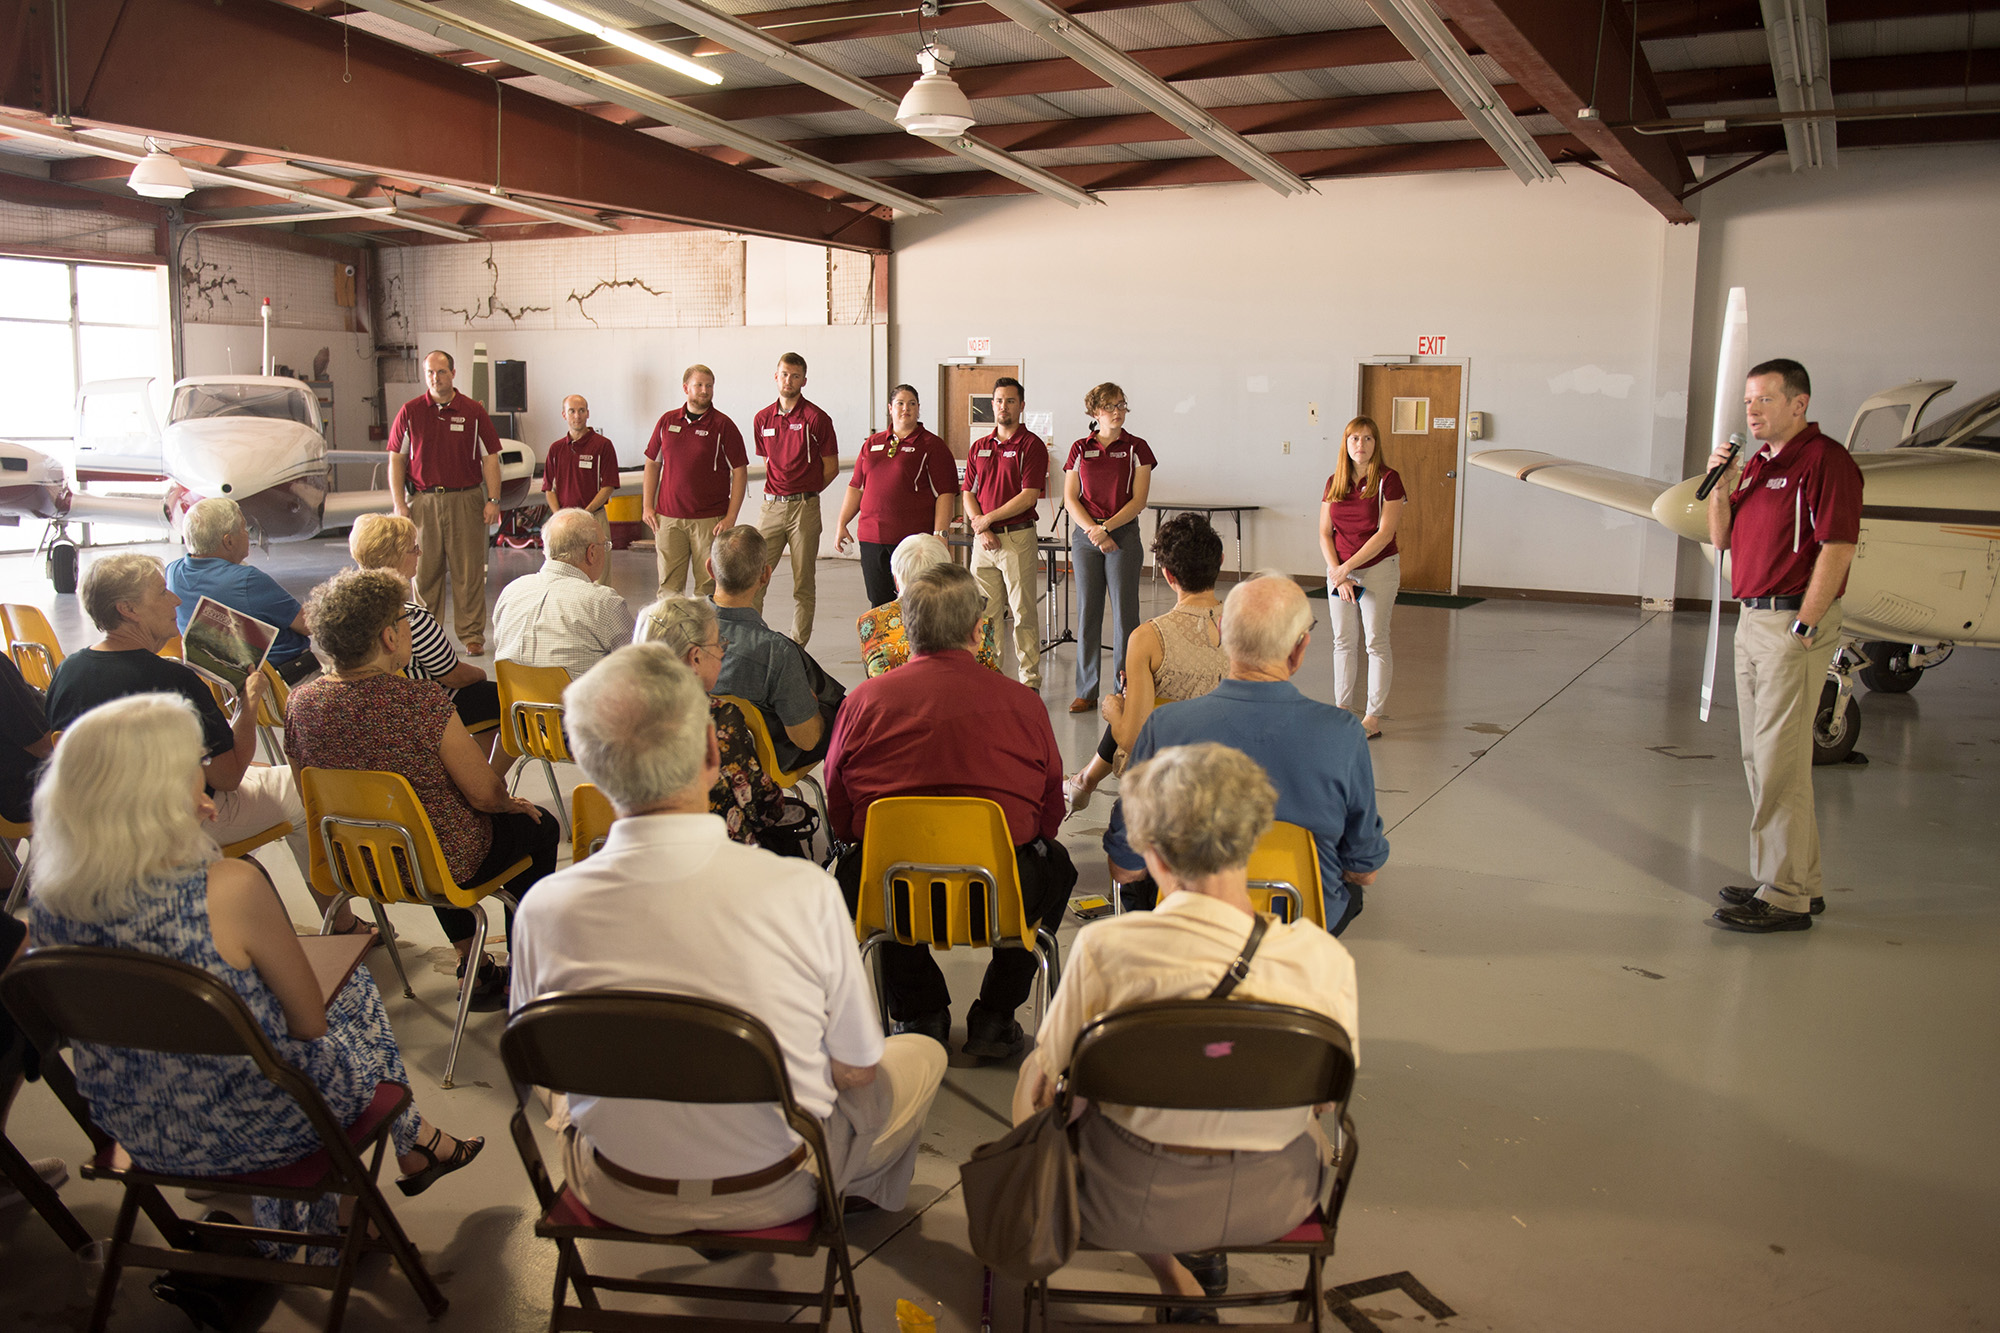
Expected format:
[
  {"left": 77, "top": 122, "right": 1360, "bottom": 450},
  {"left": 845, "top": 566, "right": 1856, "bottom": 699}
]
[
  {"left": 396, "top": 1126, "right": 484, "bottom": 1197},
  {"left": 331, "top": 917, "right": 383, "bottom": 951}
]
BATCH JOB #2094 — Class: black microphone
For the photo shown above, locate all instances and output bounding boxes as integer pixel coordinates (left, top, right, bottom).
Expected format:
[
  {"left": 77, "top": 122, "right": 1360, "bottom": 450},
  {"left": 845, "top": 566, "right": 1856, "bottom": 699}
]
[{"left": 1696, "top": 432, "right": 1743, "bottom": 501}]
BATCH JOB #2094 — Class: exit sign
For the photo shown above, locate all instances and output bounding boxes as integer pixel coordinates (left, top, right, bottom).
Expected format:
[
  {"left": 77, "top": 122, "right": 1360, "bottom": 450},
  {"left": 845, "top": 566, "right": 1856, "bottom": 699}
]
[
  {"left": 1417, "top": 335, "right": 1448, "bottom": 356},
  {"left": 967, "top": 336, "right": 992, "bottom": 356}
]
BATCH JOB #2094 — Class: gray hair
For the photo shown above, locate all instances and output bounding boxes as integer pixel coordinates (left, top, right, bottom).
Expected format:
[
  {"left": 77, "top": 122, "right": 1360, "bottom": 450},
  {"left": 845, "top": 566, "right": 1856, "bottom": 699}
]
[
  {"left": 1120, "top": 743, "right": 1276, "bottom": 879},
  {"left": 80, "top": 553, "right": 165, "bottom": 634},
  {"left": 903, "top": 563, "right": 985, "bottom": 655},
  {"left": 890, "top": 532, "right": 952, "bottom": 594},
  {"left": 634, "top": 594, "right": 716, "bottom": 659},
  {"left": 710, "top": 524, "right": 768, "bottom": 596},
  {"left": 544, "top": 507, "right": 601, "bottom": 565},
  {"left": 183, "top": 497, "right": 244, "bottom": 556},
  {"left": 1222, "top": 572, "right": 1312, "bottom": 670},
  {"left": 28, "top": 693, "right": 219, "bottom": 922},
  {"left": 564, "top": 644, "right": 711, "bottom": 815}
]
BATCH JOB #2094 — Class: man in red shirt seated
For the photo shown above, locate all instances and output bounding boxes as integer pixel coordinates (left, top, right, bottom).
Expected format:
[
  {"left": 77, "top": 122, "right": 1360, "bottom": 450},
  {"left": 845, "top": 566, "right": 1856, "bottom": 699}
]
[{"left": 824, "top": 564, "right": 1076, "bottom": 1060}]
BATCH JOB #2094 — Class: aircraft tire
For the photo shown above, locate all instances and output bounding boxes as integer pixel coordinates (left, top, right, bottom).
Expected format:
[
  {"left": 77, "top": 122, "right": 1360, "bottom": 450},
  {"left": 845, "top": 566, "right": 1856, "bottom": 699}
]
[
  {"left": 1812, "top": 680, "right": 1860, "bottom": 766},
  {"left": 46, "top": 540, "right": 78, "bottom": 595},
  {"left": 1857, "top": 641, "right": 1922, "bottom": 694}
]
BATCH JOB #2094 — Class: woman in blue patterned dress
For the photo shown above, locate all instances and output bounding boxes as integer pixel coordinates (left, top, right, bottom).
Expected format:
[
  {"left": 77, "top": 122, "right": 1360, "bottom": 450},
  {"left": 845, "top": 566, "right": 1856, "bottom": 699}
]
[{"left": 28, "top": 693, "right": 483, "bottom": 1241}]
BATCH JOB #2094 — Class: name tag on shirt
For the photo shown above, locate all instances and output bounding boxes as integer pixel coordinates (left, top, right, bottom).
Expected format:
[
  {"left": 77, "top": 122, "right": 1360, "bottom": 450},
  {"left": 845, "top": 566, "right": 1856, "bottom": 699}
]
[
  {"left": 1084, "top": 449, "right": 1100, "bottom": 459},
  {"left": 762, "top": 428, "right": 777, "bottom": 437},
  {"left": 977, "top": 448, "right": 993, "bottom": 458},
  {"left": 450, "top": 420, "right": 466, "bottom": 431},
  {"left": 579, "top": 457, "right": 595, "bottom": 469},
  {"left": 871, "top": 443, "right": 886, "bottom": 452},
  {"left": 669, "top": 424, "right": 682, "bottom": 433}
]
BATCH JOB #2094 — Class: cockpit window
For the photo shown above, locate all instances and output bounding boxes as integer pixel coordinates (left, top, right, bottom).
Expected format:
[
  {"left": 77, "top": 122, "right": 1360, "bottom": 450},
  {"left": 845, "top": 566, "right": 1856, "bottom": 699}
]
[
  {"left": 170, "top": 383, "right": 317, "bottom": 428},
  {"left": 1901, "top": 392, "right": 2000, "bottom": 454}
]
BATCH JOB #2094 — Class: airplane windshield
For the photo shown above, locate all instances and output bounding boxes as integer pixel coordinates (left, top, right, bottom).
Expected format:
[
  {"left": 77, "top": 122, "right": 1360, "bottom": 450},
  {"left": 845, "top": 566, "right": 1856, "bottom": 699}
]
[
  {"left": 170, "top": 383, "right": 317, "bottom": 428},
  {"left": 1900, "top": 392, "right": 2000, "bottom": 454}
]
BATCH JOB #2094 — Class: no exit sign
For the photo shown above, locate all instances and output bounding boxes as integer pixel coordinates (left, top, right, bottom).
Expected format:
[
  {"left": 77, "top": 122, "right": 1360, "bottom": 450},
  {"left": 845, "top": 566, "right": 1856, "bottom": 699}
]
[
  {"left": 967, "top": 336, "right": 992, "bottom": 356},
  {"left": 1417, "top": 335, "right": 1448, "bottom": 356}
]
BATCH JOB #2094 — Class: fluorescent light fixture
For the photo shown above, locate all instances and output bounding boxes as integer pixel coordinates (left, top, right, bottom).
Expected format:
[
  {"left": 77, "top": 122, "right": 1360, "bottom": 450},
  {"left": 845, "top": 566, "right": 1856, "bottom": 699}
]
[
  {"left": 1760, "top": 0, "right": 1836, "bottom": 170},
  {"left": 129, "top": 140, "right": 193, "bottom": 199},
  {"left": 896, "top": 44, "right": 976, "bottom": 138},
  {"left": 622, "top": 0, "right": 1096, "bottom": 206},
  {"left": 983, "top": 0, "right": 1310, "bottom": 197},
  {"left": 498, "top": 0, "right": 721, "bottom": 86},
  {"left": 1363, "top": 0, "right": 1559, "bottom": 185}
]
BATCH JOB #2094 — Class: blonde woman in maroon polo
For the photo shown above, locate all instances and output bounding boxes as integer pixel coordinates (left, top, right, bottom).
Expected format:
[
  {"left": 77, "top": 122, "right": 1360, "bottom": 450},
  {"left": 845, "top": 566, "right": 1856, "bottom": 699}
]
[
  {"left": 1062, "top": 382, "right": 1155, "bottom": 713},
  {"left": 1318, "top": 416, "right": 1405, "bottom": 739},
  {"left": 836, "top": 384, "right": 960, "bottom": 608}
]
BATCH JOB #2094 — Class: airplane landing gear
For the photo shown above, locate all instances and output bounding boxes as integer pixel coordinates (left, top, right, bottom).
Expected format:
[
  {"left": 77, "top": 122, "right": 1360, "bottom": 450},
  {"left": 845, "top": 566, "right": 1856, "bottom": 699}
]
[
  {"left": 38, "top": 522, "right": 78, "bottom": 594},
  {"left": 1858, "top": 640, "right": 1949, "bottom": 694},
  {"left": 1814, "top": 649, "right": 1862, "bottom": 765}
]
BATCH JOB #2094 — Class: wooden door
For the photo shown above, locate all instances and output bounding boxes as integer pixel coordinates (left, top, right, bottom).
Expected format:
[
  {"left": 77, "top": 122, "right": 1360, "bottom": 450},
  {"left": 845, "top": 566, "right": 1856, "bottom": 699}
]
[
  {"left": 1357, "top": 362, "right": 1461, "bottom": 593},
  {"left": 938, "top": 363, "right": 1019, "bottom": 463}
]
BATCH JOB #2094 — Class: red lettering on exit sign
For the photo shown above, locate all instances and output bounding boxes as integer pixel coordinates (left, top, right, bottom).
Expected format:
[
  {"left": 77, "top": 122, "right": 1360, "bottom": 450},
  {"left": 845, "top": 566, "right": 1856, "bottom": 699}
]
[{"left": 1417, "top": 335, "right": 1448, "bottom": 356}]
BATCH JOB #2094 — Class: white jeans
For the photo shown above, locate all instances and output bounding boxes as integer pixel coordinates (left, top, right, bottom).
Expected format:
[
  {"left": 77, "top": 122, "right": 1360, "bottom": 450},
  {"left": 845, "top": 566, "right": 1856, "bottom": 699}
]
[
  {"left": 211, "top": 764, "right": 311, "bottom": 886},
  {"left": 1329, "top": 554, "right": 1398, "bottom": 717}
]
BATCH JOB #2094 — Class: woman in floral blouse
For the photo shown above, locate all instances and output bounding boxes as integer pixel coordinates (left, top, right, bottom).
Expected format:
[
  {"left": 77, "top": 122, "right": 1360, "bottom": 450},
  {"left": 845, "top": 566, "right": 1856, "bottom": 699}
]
[
  {"left": 634, "top": 596, "right": 786, "bottom": 846},
  {"left": 855, "top": 533, "right": 1001, "bottom": 678}
]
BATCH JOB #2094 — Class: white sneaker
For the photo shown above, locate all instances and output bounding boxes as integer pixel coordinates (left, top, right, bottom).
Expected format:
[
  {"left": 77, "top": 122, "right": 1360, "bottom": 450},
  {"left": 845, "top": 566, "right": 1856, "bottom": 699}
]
[{"left": 0, "top": 1157, "right": 68, "bottom": 1209}]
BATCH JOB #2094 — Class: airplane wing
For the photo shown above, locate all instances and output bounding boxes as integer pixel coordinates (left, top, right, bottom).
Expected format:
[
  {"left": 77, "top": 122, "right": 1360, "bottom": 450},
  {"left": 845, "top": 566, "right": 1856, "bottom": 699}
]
[
  {"left": 64, "top": 492, "right": 170, "bottom": 527},
  {"left": 320, "top": 489, "right": 396, "bottom": 527},
  {"left": 1469, "top": 450, "right": 1673, "bottom": 520}
]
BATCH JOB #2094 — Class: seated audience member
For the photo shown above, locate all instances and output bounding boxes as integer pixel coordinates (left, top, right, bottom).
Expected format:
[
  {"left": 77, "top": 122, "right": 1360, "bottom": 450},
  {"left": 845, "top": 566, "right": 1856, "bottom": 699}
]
[
  {"left": 165, "top": 497, "right": 319, "bottom": 685},
  {"left": 285, "top": 569, "right": 559, "bottom": 1011},
  {"left": 29, "top": 694, "right": 484, "bottom": 1239},
  {"left": 511, "top": 645, "right": 945, "bottom": 1232},
  {"left": 825, "top": 564, "right": 1075, "bottom": 1059},
  {"left": 349, "top": 513, "right": 503, "bottom": 759},
  {"left": 633, "top": 596, "right": 786, "bottom": 847},
  {"left": 1011, "top": 742, "right": 1358, "bottom": 1317},
  {"left": 709, "top": 525, "right": 842, "bottom": 771},
  {"left": 0, "top": 653, "right": 54, "bottom": 889},
  {"left": 1066, "top": 513, "right": 1226, "bottom": 813},
  {"left": 855, "top": 533, "right": 1001, "bottom": 678},
  {"left": 1105, "top": 574, "right": 1387, "bottom": 932},
  {"left": 44, "top": 554, "right": 339, "bottom": 925},
  {"left": 492, "top": 508, "right": 635, "bottom": 677}
]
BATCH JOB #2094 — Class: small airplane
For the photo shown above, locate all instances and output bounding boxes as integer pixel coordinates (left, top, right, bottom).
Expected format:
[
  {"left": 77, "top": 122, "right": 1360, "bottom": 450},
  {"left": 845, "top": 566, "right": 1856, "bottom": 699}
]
[{"left": 1472, "top": 371, "right": 2000, "bottom": 764}]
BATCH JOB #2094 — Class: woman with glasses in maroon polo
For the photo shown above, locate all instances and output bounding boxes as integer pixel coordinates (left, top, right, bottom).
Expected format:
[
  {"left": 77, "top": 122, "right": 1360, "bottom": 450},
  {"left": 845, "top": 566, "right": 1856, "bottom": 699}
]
[{"left": 1062, "top": 383, "right": 1155, "bottom": 714}]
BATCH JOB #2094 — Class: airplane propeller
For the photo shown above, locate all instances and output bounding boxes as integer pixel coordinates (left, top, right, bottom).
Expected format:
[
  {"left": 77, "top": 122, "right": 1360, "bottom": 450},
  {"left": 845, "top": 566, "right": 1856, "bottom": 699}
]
[{"left": 1699, "top": 287, "right": 1751, "bottom": 723}]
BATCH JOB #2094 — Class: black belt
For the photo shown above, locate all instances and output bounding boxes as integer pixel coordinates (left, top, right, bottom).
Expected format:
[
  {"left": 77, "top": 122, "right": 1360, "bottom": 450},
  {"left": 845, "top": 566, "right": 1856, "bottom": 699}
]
[
  {"left": 1739, "top": 595, "right": 1803, "bottom": 611},
  {"left": 765, "top": 491, "right": 817, "bottom": 502},
  {"left": 419, "top": 484, "right": 481, "bottom": 494},
  {"left": 991, "top": 519, "right": 1037, "bottom": 534}
]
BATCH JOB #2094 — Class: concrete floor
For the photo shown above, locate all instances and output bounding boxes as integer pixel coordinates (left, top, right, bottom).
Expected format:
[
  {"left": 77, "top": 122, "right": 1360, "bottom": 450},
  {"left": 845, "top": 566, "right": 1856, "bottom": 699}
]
[{"left": 2, "top": 535, "right": 1997, "bottom": 1332}]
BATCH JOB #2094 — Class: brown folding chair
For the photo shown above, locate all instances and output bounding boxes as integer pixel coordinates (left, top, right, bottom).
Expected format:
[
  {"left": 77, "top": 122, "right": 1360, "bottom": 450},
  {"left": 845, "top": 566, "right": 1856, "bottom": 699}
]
[
  {"left": 501, "top": 990, "right": 862, "bottom": 1333},
  {"left": 1025, "top": 999, "right": 1359, "bottom": 1333},
  {"left": 0, "top": 945, "right": 448, "bottom": 1332},
  {"left": 0, "top": 1014, "right": 91, "bottom": 1253}
]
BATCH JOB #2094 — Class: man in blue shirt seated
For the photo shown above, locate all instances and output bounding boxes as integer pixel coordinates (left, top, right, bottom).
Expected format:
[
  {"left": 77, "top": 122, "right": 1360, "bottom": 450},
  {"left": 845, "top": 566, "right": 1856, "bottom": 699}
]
[
  {"left": 1104, "top": 574, "right": 1389, "bottom": 933},
  {"left": 165, "top": 497, "right": 319, "bottom": 684}
]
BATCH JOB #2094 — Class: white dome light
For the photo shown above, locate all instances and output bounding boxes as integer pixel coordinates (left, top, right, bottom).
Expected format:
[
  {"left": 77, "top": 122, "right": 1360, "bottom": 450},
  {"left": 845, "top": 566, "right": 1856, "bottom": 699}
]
[
  {"left": 128, "top": 144, "right": 193, "bottom": 200},
  {"left": 895, "top": 44, "right": 976, "bottom": 139}
]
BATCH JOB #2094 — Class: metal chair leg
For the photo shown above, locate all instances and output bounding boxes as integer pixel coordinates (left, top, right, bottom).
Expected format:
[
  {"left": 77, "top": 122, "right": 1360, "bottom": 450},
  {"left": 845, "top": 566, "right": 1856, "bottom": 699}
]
[
  {"left": 539, "top": 759, "right": 569, "bottom": 841},
  {"left": 442, "top": 904, "right": 489, "bottom": 1089},
  {"left": 373, "top": 901, "right": 414, "bottom": 998},
  {"left": 858, "top": 936, "right": 889, "bottom": 1030}
]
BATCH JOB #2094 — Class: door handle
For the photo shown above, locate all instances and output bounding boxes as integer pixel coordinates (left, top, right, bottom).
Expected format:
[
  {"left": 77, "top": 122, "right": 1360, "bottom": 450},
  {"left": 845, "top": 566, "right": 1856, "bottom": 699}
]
[{"left": 1444, "top": 471, "right": 1456, "bottom": 479}]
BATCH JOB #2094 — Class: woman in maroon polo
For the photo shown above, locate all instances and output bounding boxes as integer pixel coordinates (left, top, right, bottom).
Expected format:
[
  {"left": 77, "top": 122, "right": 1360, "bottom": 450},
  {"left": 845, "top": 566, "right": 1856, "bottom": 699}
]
[
  {"left": 1317, "top": 415, "right": 1405, "bottom": 739},
  {"left": 1061, "top": 382, "right": 1155, "bottom": 713},
  {"left": 837, "top": 384, "right": 960, "bottom": 607}
]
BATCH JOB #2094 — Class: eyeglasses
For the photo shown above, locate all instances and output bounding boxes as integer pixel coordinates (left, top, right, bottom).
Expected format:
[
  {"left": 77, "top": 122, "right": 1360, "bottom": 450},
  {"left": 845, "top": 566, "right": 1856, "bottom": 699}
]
[{"left": 698, "top": 638, "right": 726, "bottom": 659}]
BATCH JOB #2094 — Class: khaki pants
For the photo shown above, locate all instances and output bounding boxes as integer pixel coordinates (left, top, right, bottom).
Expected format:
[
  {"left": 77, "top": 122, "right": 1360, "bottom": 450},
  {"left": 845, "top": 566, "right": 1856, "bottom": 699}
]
[
  {"left": 1733, "top": 603, "right": 1843, "bottom": 910},
  {"left": 211, "top": 765, "right": 310, "bottom": 890},
  {"left": 654, "top": 515, "right": 719, "bottom": 598},
  {"left": 1076, "top": 1112, "right": 1329, "bottom": 1255},
  {"left": 410, "top": 488, "right": 490, "bottom": 644},
  {"left": 754, "top": 496, "right": 824, "bottom": 645},
  {"left": 972, "top": 525, "right": 1042, "bottom": 689},
  {"left": 563, "top": 1033, "right": 946, "bottom": 1233}
]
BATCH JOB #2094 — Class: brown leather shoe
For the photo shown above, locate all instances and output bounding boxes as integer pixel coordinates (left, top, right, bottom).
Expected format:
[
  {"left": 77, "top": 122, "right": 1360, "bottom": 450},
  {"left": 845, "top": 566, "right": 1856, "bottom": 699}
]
[{"left": 1068, "top": 696, "right": 1097, "bottom": 714}]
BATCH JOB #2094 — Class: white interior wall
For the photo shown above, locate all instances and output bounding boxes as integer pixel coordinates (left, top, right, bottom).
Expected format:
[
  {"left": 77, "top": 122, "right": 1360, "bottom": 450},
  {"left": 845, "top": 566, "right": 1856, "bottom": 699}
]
[
  {"left": 1674, "top": 143, "right": 2000, "bottom": 596},
  {"left": 892, "top": 166, "right": 1683, "bottom": 594}
]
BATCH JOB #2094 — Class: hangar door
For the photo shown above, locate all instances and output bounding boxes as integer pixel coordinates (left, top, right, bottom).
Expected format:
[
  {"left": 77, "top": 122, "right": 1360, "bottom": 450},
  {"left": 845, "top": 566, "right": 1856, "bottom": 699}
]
[{"left": 1358, "top": 362, "right": 1462, "bottom": 593}]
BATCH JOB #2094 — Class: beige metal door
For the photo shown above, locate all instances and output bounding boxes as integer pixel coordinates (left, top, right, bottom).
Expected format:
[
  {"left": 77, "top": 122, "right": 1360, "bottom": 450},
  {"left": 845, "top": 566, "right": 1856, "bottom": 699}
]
[
  {"left": 938, "top": 363, "right": 1018, "bottom": 463},
  {"left": 1358, "top": 362, "right": 1461, "bottom": 593}
]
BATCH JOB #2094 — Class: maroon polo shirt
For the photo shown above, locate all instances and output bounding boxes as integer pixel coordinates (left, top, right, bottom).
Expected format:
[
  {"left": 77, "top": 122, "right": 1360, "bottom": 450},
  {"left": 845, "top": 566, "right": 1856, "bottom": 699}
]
[
  {"left": 1323, "top": 466, "right": 1405, "bottom": 568},
  {"left": 387, "top": 390, "right": 502, "bottom": 490},
  {"left": 644, "top": 407, "right": 748, "bottom": 519},
  {"left": 752, "top": 397, "right": 839, "bottom": 497},
  {"left": 1064, "top": 432, "right": 1156, "bottom": 522},
  {"left": 824, "top": 648, "right": 1065, "bottom": 846},
  {"left": 849, "top": 426, "right": 960, "bottom": 547},
  {"left": 964, "top": 427, "right": 1049, "bottom": 529},
  {"left": 1726, "top": 423, "right": 1863, "bottom": 601},
  {"left": 542, "top": 429, "right": 619, "bottom": 511}
]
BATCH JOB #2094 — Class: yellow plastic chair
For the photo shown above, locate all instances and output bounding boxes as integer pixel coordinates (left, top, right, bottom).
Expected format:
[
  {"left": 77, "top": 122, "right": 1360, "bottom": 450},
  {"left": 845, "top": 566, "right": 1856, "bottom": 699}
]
[
  {"left": 3, "top": 604, "right": 63, "bottom": 690},
  {"left": 1246, "top": 820, "right": 1326, "bottom": 929},
  {"left": 571, "top": 783, "right": 615, "bottom": 864},
  {"left": 158, "top": 634, "right": 182, "bottom": 659},
  {"left": 300, "top": 767, "right": 531, "bottom": 1088},
  {"left": 496, "top": 660, "right": 573, "bottom": 840},
  {"left": 714, "top": 693, "right": 828, "bottom": 834},
  {"left": 217, "top": 821, "right": 292, "bottom": 862},
  {"left": 853, "top": 796, "right": 1060, "bottom": 1030},
  {"left": 254, "top": 661, "right": 291, "bottom": 765}
]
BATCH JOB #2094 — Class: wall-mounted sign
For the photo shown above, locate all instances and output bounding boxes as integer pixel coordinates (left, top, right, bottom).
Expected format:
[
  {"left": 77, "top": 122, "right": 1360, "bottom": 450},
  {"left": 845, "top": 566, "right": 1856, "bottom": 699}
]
[
  {"left": 1417, "top": 335, "right": 1448, "bottom": 357},
  {"left": 967, "top": 336, "right": 993, "bottom": 356}
]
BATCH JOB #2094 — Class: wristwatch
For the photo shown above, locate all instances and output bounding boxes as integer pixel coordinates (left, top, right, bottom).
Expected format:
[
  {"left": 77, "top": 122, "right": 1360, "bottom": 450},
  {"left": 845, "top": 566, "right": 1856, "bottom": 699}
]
[{"left": 1790, "top": 618, "right": 1812, "bottom": 639}]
